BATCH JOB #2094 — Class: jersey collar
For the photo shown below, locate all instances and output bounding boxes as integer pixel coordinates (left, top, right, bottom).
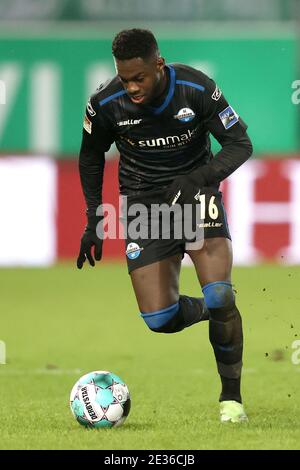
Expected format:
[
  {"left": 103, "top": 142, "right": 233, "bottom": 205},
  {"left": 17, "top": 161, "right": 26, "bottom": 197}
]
[{"left": 148, "top": 65, "right": 176, "bottom": 115}]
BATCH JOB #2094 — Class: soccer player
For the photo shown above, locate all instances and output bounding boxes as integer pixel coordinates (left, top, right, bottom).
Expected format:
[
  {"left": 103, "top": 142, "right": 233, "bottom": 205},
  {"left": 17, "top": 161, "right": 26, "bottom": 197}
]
[{"left": 77, "top": 29, "right": 253, "bottom": 423}]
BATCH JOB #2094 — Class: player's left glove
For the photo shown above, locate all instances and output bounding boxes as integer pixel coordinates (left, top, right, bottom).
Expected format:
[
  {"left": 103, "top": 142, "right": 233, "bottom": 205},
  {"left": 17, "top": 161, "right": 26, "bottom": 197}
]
[{"left": 166, "top": 171, "right": 206, "bottom": 206}]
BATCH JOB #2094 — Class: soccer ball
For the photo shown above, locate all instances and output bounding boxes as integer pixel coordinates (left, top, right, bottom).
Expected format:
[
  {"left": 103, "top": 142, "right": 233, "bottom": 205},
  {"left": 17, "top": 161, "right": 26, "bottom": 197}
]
[{"left": 70, "top": 370, "right": 131, "bottom": 428}]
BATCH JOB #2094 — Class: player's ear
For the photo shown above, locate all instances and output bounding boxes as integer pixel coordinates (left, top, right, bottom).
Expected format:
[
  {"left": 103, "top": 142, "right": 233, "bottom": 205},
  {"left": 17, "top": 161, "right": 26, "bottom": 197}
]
[{"left": 156, "top": 56, "right": 165, "bottom": 71}]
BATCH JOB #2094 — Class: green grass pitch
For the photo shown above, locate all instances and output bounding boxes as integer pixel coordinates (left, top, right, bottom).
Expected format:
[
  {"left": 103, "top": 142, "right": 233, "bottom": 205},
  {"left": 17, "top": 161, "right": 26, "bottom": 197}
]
[{"left": 0, "top": 263, "right": 299, "bottom": 450}]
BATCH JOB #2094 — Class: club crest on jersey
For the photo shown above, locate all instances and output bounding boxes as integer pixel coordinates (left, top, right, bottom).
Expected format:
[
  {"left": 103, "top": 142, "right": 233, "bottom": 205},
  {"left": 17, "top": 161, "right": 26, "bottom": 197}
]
[
  {"left": 174, "top": 108, "right": 195, "bottom": 123},
  {"left": 126, "top": 242, "right": 144, "bottom": 260},
  {"left": 218, "top": 106, "right": 239, "bottom": 130}
]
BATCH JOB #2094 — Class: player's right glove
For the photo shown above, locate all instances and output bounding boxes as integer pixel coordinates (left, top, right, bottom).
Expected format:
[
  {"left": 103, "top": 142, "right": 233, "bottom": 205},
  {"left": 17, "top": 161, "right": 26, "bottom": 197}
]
[{"left": 76, "top": 215, "right": 103, "bottom": 269}]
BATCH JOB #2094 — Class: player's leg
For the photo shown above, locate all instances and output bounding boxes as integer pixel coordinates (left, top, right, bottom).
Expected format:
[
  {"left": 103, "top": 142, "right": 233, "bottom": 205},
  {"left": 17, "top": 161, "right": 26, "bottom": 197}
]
[
  {"left": 130, "top": 253, "right": 208, "bottom": 333},
  {"left": 186, "top": 238, "right": 247, "bottom": 421}
]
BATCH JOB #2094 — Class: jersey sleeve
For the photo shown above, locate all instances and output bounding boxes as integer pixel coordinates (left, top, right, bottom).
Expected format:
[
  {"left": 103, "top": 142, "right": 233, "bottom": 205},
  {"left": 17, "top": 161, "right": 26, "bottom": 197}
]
[
  {"left": 201, "top": 77, "right": 248, "bottom": 145},
  {"left": 186, "top": 74, "right": 253, "bottom": 187},
  {"left": 79, "top": 93, "right": 115, "bottom": 217}
]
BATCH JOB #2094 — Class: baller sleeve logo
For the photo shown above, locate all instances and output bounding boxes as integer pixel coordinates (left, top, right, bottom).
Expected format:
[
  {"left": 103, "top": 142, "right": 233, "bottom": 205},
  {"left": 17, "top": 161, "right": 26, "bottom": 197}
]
[
  {"left": 218, "top": 106, "right": 239, "bottom": 129},
  {"left": 87, "top": 99, "right": 96, "bottom": 117},
  {"left": 212, "top": 85, "right": 222, "bottom": 101}
]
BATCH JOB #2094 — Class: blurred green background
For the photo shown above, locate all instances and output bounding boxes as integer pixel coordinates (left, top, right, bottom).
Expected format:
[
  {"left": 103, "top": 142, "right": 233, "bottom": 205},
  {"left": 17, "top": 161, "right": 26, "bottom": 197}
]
[{"left": 0, "top": 0, "right": 299, "bottom": 156}]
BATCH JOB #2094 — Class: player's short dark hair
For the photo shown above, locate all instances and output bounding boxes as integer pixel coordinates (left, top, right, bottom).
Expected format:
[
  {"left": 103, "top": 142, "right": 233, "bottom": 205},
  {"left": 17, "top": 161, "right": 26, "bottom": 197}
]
[{"left": 112, "top": 29, "right": 159, "bottom": 61}]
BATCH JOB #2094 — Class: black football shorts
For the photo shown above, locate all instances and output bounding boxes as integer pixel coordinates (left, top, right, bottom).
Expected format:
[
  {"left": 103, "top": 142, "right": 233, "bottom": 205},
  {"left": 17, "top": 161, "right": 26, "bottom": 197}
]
[{"left": 121, "top": 187, "right": 231, "bottom": 273}]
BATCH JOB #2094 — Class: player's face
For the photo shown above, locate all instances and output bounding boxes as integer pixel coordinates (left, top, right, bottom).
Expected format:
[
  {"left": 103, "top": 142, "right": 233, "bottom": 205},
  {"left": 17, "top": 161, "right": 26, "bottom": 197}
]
[{"left": 115, "top": 56, "right": 166, "bottom": 105}]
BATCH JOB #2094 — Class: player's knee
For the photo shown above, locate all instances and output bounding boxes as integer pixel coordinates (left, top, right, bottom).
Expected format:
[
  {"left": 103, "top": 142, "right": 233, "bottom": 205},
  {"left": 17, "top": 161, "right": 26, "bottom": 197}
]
[
  {"left": 140, "top": 302, "right": 179, "bottom": 333},
  {"left": 202, "top": 281, "right": 234, "bottom": 310}
]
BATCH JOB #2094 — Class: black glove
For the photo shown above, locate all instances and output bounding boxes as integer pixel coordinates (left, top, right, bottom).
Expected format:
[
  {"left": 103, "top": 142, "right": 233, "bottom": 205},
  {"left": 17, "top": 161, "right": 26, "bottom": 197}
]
[
  {"left": 77, "top": 215, "right": 103, "bottom": 269},
  {"left": 166, "top": 170, "right": 206, "bottom": 206}
]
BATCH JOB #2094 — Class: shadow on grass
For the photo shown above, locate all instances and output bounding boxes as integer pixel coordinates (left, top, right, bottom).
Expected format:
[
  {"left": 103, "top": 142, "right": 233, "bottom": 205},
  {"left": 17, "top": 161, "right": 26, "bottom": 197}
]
[
  {"left": 118, "top": 421, "right": 155, "bottom": 432},
  {"left": 67, "top": 421, "right": 154, "bottom": 433}
]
